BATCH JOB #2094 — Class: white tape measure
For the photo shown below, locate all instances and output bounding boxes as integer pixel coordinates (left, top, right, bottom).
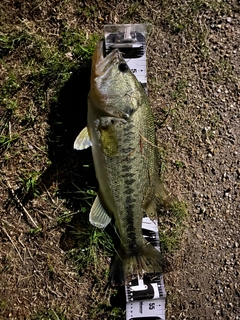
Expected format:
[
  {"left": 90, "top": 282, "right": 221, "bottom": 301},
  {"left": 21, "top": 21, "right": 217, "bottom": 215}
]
[
  {"left": 104, "top": 24, "right": 147, "bottom": 89},
  {"left": 125, "top": 217, "right": 166, "bottom": 320},
  {"left": 104, "top": 24, "right": 166, "bottom": 320}
]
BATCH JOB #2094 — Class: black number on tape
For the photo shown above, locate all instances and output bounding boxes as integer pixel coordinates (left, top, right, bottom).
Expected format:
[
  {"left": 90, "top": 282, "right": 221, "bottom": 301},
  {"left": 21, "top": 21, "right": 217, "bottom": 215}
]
[{"left": 149, "top": 302, "right": 155, "bottom": 310}]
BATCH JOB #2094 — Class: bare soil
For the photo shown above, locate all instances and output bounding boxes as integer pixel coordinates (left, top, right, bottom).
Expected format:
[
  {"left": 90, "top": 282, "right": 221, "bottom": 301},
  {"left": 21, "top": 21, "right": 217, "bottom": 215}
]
[{"left": 0, "top": 1, "right": 239, "bottom": 319}]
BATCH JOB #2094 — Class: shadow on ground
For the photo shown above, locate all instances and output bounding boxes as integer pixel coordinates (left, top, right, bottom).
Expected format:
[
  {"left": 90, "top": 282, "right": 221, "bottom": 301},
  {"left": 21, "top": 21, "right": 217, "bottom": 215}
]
[
  {"left": 40, "top": 63, "right": 126, "bottom": 313},
  {"left": 44, "top": 65, "right": 96, "bottom": 204}
]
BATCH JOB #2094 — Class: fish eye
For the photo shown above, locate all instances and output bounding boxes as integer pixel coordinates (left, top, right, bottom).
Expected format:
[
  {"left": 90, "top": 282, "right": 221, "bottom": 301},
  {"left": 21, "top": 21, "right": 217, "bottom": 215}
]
[{"left": 118, "top": 63, "right": 128, "bottom": 73}]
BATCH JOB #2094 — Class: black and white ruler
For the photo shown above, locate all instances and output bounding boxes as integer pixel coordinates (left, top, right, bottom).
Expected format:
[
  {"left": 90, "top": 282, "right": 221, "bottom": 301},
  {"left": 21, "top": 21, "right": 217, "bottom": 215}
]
[
  {"left": 125, "top": 217, "right": 166, "bottom": 320},
  {"left": 104, "top": 24, "right": 166, "bottom": 320},
  {"left": 104, "top": 24, "right": 147, "bottom": 89}
]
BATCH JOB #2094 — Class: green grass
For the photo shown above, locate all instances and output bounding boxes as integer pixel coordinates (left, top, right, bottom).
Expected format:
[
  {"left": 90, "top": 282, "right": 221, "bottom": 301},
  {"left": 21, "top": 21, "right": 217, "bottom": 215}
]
[
  {"left": 159, "top": 201, "right": 188, "bottom": 253},
  {"left": 29, "top": 227, "right": 42, "bottom": 235},
  {"left": 0, "top": 301, "right": 6, "bottom": 312},
  {"left": 32, "top": 309, "right": 66, "bottom": 320},
  {"left": 175, "top": 160, "right": 185, "bottom": 168},
  {"left": 66, "top": 224, "right": 115, "bottom": 274},
  {"left": 0, "top": 133, "right": 19, "bottom": 152},
  {"left": 171, "top": 78, "right": 188, "bottom": 102},
  {"left": 0, "top": 21, "right": 101, "bottom": 205},
  {"left": 19, "top": 171, "right": 42, "bottom": 197},
  {"left": 57, "top": 188, "right": 97, "bottom": 224},
  {"left": 1, "top": 25, "right": 100, "bottom": 114},
  {"left": 76, "top": 5, "right": 98, "bottom": 19},
  {"left": 90, "top": 303, "right": 125, "bottom": 320}
]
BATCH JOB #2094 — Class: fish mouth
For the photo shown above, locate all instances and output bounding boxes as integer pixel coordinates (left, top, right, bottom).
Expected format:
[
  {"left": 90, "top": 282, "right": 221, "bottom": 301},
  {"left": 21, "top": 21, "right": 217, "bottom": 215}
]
[{"left": 91, "top": 41, "right": 123, "bottom": 79}]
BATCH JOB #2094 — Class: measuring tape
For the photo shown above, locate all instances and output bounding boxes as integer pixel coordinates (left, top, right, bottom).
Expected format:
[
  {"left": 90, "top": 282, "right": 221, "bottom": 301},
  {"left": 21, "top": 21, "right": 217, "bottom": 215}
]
[
  {"left": 125, "top": 217, "right": 166, "bottom": 320},
  {"left": 104, "top": 24, "right": 166, "bottom": 320},
  {"left": 104, "top": 24, "right": 147, "bottom": 89}
]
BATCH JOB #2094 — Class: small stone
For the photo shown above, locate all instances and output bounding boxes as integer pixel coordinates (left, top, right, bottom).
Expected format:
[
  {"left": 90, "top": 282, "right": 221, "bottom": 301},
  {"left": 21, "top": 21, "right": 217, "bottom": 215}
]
[
  {"left": 200, "top": 207, "right": 206, "bottom": 214},
  {"left": 65, "top": 52, "right": 73, "bottom": 60}
]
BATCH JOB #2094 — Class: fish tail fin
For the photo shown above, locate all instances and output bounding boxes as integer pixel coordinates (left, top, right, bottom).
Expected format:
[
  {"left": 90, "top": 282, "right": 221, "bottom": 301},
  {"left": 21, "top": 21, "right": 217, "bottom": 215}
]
[{"left": 110, "top": 241, "right": 167, "bottom": 286}]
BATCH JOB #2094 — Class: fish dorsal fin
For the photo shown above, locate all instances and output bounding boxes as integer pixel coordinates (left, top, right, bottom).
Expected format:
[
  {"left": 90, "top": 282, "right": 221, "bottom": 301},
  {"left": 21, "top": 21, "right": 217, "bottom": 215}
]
[
  {"left": 73, "top": 127, "right": 92, "bottom": 150},
  {"left": 144, "top": 180, "right": 171, "bottom": 220},
  {"left": 89, "top": 196, "right": 111, "bottom": 229},
  {"left": 155, "top": 180, "right": 172, "bottom": 209}
]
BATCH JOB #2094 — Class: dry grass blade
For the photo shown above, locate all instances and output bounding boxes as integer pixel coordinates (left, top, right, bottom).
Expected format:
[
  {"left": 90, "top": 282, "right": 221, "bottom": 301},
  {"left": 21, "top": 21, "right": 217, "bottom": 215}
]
[
  {"left": 0, "top": 226, "right": 23, "bottom": 262},
  {"left": 4, "top": 177, "right": 39, "bottom": 229}
]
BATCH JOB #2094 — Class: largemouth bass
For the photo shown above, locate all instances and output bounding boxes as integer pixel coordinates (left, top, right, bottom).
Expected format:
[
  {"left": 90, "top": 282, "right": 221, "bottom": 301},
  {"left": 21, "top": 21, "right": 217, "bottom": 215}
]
[{"left": 74, "top": 41, "right": 168, "bottom": 285}]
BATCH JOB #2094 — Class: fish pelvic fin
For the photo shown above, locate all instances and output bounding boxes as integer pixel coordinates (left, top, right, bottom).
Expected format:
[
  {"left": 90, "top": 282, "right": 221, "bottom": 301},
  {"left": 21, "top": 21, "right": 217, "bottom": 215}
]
[
  {"left": 89, "top": 196, "right": 112, "bottom": 229},
  {"left": 110, "top": 241, "right": 167, "bottom": 286},
  {"left": 74, "top": 127, "right": 92, "bottom": 150}
]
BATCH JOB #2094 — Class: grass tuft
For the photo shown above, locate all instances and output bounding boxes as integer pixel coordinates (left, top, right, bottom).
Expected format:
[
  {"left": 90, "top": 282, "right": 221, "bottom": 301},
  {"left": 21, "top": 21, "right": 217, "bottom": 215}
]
[
  {"left": 159, "top": 201, "right": 188, "bottom": 253},
  {"left": 32, "top": 309, "right": 65, "bottom": 320},
  {"left": 19, "top": 171, "right": 41, "bottom": 198},
  {"left": 66, "top": 224, "right": 115, "bottom": 275}
]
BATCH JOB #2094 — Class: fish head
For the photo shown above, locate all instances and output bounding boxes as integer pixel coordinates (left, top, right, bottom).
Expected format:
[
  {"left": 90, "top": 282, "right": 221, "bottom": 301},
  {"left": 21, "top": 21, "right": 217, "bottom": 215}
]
[{"left": 89, "top": 41, "right": 142, "bottom": 119}]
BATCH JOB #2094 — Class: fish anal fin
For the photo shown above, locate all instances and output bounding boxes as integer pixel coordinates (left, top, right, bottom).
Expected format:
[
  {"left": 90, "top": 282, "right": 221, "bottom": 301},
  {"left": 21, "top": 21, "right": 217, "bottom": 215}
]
[
  {"left": 89, "top": 195, "right": 111, "bottom": 229},
  {"left": 74, "top": 127, "right": 92, "bottom": 150}
]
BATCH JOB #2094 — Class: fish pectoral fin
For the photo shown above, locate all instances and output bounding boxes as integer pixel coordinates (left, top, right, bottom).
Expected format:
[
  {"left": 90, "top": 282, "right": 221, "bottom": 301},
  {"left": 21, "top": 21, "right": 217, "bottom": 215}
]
[
  {"left": 89, "top": 196, "right": 111, "bottom": 229},
  {"left": 73, "top": 127, "right": 92, "bottom": 150}
]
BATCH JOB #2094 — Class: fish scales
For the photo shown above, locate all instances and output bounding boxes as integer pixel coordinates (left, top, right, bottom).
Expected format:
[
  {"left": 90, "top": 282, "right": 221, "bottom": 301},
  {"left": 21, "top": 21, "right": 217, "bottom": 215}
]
[
  {"left": 102, "top": 101, "right": 154, "bottom": 253},
  {"left": 74, "top": 41, "right": 167, "bottom": 285}
]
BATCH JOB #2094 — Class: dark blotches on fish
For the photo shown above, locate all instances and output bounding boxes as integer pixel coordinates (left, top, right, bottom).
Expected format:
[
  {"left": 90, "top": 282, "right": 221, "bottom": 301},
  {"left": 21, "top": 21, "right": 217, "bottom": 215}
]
[{"left": 124, "top": 178, "right": 135, "bottom": 186}]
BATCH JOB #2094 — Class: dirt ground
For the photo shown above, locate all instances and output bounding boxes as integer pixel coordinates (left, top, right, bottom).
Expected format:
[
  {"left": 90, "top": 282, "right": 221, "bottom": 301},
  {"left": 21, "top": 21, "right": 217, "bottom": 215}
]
[{"left": 0, "top": 0, "right": 240, "bottom": 319}]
